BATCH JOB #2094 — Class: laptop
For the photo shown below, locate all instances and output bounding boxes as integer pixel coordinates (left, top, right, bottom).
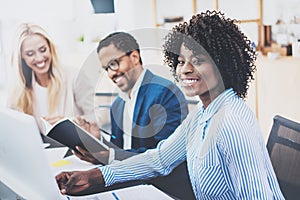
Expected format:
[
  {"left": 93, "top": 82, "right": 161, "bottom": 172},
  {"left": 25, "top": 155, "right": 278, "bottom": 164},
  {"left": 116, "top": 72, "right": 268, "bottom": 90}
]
[{"left": 0, "top": 107, "right": 66, "bottom": 200}]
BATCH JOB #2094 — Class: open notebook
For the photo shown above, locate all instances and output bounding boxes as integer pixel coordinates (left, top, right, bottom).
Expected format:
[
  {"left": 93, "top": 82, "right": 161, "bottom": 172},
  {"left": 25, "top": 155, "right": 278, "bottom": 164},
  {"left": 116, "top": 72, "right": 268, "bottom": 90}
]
[{"left": 0, "top": 107, "right": 66, "bottom": 200}]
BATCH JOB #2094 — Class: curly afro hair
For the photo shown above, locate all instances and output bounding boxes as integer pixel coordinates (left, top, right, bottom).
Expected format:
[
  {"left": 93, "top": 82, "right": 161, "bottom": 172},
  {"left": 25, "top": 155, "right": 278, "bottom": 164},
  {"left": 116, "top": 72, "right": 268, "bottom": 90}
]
[{"left": 163, "top": 10, "right": 256, "bottom": 99}]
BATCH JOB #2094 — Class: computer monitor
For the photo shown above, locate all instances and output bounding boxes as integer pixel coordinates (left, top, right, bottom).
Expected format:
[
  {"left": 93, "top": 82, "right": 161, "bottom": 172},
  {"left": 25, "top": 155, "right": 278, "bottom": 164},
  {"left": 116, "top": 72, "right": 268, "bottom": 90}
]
[{"left": 90, "top": 0, "right": 115, "bottom": 13}]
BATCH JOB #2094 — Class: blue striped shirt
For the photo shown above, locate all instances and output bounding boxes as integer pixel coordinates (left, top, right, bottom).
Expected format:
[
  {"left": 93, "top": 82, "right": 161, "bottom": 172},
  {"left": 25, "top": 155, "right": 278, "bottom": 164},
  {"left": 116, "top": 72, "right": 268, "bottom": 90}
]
[{"left": 100, "top": 88, "right": 284, "bottom": 199}]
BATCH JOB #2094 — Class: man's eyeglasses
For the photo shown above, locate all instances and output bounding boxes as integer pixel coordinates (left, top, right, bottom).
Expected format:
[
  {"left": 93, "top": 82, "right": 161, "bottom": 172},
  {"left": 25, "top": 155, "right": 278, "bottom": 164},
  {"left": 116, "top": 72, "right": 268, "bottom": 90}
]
[{"left": 102, "top": 52, "right": 131, "bottom": 72}]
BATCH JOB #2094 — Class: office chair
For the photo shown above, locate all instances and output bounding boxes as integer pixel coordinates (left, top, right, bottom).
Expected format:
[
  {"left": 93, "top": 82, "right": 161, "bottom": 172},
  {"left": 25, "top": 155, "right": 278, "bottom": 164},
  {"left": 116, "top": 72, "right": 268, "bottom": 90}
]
[{"left": 266, "top": 115, "right": 300, "bottom": 200}]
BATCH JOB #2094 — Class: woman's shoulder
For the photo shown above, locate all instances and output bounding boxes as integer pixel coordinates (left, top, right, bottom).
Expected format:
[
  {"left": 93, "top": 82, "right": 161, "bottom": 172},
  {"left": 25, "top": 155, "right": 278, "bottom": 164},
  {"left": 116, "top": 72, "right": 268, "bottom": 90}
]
[
  {"left": 214, "top": 98, "right": 258, "bottom": 143},
  {"left": 211, "top": 97, "right": 256, "bottom": 137},
  {"left": 58, "top": 65, "right": 80, "bottom": 84}
]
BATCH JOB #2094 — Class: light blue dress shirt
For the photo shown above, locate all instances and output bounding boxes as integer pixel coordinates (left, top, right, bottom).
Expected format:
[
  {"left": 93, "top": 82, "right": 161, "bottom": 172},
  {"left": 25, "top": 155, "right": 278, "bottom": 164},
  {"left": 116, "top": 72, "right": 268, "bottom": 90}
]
[{"left": 100, "top": 88, "right": 284, "bottom": 199}]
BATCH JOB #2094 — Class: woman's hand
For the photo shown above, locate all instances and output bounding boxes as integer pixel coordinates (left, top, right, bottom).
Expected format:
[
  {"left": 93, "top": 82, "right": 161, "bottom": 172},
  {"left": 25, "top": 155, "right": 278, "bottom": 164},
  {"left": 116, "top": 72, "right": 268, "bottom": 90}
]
[
  {"left": 43, "top": 115, "right": 64, "bottom": 125},
  {"left": 73, "top": 146, "right": 109, "bottom": 165},
  {"left": 55, "top": 168, "right": 104, "bottom": 195}
]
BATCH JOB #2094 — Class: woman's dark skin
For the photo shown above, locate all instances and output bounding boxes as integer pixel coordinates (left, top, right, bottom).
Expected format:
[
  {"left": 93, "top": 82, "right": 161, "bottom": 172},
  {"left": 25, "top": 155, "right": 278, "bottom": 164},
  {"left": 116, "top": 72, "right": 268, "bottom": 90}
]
[{"left": 55, "top": 168, "right": 103, "bottom": 195}]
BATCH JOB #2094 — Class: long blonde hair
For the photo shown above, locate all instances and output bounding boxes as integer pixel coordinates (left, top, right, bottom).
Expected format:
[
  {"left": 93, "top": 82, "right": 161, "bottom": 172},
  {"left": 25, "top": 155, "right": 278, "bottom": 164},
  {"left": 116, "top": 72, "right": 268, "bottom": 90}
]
[{"left": 10, "top": 23, "right": 64, "bottom": 115}]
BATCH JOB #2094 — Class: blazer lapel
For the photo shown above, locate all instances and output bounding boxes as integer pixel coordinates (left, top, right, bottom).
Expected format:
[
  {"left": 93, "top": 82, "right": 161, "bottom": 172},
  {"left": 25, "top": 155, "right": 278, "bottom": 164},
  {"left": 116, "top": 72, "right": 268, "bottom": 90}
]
[
  {"left": 111, "top": 98, "right": 125, "bottom": 148},
  {"left": 132, "top": 70, "right": 153, "bottom": 129}
]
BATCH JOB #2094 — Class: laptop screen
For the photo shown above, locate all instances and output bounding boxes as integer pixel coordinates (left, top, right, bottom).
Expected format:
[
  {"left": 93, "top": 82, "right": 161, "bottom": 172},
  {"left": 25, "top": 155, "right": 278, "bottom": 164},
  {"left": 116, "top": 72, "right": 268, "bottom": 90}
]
[{"left": 0, "top": 107, "right": 65, "bottom": 200}]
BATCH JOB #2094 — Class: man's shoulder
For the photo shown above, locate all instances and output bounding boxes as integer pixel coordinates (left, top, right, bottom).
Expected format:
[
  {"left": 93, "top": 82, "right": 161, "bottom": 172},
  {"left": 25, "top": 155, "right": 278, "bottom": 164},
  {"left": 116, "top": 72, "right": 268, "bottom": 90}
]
[{"left": 144, "top": 69, "right": 177, "bottom": 88}]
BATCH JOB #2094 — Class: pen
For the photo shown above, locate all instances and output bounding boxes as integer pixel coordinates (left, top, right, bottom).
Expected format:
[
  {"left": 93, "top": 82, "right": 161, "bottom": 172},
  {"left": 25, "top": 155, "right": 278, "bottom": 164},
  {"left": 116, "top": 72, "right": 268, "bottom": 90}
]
[
  {"left": 112, "top": 192, "right": 120, "bottom": 200},
  {"left": 99, "top": 128, "right": 116, "bottom": 139}
]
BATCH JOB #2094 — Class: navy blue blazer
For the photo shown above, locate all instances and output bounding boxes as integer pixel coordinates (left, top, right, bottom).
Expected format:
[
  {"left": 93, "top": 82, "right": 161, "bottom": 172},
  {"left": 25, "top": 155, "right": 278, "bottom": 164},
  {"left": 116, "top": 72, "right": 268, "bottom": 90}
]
[{"left": 110, "top": 70, "right": 188, "bottom": 153}]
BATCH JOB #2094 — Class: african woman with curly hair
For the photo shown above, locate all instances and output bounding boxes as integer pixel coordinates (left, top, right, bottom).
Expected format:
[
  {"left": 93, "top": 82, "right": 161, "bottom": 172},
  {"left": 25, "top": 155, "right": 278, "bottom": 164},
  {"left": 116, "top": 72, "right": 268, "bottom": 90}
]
[{"left": 56, "top": 11, "right": 284, "bottom": 199}]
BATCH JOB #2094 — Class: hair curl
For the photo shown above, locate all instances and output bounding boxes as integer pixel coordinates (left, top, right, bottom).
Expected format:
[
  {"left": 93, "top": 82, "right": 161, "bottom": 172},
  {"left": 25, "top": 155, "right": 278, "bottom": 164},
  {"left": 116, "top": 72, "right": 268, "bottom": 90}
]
[{"left": 163, "top": 10, "right": 256, "bottom": 99}]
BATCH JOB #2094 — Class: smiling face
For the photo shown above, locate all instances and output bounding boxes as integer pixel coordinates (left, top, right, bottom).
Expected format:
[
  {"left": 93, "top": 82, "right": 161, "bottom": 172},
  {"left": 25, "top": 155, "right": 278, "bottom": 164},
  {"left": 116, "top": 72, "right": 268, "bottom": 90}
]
[
  {"left": 21, "top": 34, "right": 52, "bottom": 81},
  {"left": 176, "top": 43, "right": 223, "bottom": 107},
  {"left": 98, "top": 44, "right": 142, "bottom": 94}
]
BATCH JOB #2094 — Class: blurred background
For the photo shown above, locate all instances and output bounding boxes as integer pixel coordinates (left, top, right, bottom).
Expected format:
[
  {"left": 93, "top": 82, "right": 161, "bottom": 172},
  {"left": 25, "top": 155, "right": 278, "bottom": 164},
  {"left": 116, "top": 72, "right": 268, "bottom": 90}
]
[{"left": 1, "top": 0, "right": 300, "bottom": 140}]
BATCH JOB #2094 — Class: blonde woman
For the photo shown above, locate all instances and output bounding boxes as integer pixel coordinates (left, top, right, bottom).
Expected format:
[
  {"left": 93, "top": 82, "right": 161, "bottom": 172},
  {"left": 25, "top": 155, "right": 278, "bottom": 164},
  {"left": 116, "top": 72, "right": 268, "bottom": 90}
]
[{"left": 8, "top": 23, "right": 79, "bottom": 132}]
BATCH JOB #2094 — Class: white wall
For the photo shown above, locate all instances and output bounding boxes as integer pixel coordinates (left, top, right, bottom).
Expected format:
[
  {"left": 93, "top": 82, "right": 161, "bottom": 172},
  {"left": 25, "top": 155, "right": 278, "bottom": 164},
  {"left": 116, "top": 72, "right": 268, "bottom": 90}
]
[{"left": 1, "top": 0, "right": 300, "bottom": 123}]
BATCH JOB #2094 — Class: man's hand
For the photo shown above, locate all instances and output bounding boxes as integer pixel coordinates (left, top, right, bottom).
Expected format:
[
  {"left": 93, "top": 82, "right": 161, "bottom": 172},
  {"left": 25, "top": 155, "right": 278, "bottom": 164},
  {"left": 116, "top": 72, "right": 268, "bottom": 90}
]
[
  {"left": 73, "top": 146, "right": 109, "bottom": 165},
  {"left": 55, "top": 168, "right": 104, "bottom": 195},
  {"left": 74, "top": 116, "right": 101, "bottom": 139}
]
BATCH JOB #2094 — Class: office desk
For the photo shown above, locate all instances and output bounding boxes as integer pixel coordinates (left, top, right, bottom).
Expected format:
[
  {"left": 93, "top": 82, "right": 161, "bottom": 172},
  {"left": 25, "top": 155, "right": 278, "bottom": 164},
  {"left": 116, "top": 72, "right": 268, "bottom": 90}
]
[
  {"left": 41, "top": 134, "right": 181, "bottom": 199},
  {"left": 70, "top": 184, "right": 175, "bottom": 200}
]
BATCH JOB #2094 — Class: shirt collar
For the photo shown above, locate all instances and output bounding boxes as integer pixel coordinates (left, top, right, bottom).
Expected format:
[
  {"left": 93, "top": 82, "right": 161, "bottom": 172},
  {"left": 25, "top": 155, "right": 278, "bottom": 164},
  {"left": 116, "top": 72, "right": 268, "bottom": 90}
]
[
  {"left": 196, "top": 88, "right": 236, "bottom": 140},
  {"left": 199, "top": 88, "right": 236, "bottom": 121}
]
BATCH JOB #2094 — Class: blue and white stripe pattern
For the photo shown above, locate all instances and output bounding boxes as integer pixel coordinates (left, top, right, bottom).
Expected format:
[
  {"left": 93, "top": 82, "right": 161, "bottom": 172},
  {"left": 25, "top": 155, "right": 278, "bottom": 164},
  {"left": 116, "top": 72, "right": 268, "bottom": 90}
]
[{"left": 100, "top": 88, "right": 284, "bottom": 199}]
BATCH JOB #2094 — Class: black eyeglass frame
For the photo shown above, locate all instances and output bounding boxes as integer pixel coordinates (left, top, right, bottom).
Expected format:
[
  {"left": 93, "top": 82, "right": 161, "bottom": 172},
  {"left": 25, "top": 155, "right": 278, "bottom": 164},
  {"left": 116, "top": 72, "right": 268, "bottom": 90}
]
[{"left": 102, "top": 51, "right": 132, "bottom": 72}]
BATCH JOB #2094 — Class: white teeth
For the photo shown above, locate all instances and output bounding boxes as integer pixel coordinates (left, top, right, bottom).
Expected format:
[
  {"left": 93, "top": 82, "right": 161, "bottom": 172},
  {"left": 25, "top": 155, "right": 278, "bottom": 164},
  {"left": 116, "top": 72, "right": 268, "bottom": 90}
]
[
  {"left": 182, "top": 79, "right": 197, "bottom": 84},
  {"left": 36, "top": 62, "right": 45, "bottom": 68},
  {"left": 115, "top": 76, "right": 123, "bottom": 83}
]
